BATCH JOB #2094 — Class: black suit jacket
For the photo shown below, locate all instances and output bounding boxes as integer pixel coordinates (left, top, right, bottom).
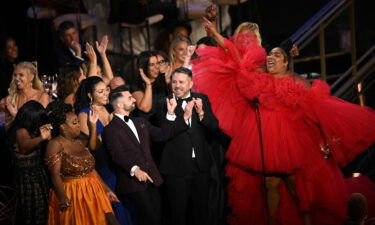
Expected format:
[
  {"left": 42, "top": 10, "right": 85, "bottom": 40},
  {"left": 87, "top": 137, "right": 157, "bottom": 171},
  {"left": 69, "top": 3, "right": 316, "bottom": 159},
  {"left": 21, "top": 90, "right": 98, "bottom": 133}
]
[
  {"left": 102, "top": 116, "right": 172, "bottom": 195},
  {"left": 54, "top": 41, "right": 87, "bottom": 67},
  {"left": 156, "top": 92, "right": 219, "bottom": 176}
]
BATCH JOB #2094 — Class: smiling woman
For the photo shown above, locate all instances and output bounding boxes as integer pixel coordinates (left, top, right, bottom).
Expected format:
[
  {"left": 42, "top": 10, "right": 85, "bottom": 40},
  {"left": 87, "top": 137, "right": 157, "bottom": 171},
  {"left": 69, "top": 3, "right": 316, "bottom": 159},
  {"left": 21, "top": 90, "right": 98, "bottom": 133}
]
[{"left": 0, "top": 61, "right": 50, "bottom": 128}]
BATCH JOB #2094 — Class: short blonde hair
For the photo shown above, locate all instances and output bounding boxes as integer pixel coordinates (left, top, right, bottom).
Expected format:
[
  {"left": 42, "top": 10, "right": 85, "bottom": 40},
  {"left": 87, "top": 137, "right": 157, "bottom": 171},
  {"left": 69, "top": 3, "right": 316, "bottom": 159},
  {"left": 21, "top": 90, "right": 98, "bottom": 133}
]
[
  {"left": 234, "top": 22, "right": 262, "bottom": 45},
  {"left": 8, "top": 61, "right": 43, "bottom": 106}
]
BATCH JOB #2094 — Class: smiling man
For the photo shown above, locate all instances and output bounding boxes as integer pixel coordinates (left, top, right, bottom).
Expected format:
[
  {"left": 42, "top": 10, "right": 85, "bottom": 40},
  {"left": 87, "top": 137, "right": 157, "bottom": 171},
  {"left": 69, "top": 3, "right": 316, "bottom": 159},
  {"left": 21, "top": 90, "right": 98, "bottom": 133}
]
[{"left": 156, "top": 67, "right": 219, "bottom": 225}]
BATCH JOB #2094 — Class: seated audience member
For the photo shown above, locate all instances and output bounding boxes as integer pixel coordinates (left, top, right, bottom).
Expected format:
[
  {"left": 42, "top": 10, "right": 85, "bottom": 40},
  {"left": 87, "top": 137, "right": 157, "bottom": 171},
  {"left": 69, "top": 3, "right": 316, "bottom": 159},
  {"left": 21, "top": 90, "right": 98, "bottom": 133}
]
[
  {"left": 169, "top": 36, "right": 192, "bottom": 70},
  {"left": 110, "top": 75, "right": 126, "bottom": 90},
  {"left": 54, "top": 21, "right": 87, "bottom": 67},
  {"left": 45, "top": 100, "right": 120, "bottom": 224},
  {"left": 0, "top": 61, "right": 50, "bottom": 128},
  {"left": 9, "top": 100, "right": 51, "bottom": 225},
  {"left": 57, "top": 64, "right": 86, "bottom": 107},
  {"left": 0, "top": 37, "right": 21, "bottom": 99},
  {"left": 344, "top": 193, "right": 368, "bottom": 225},
  {"left": 154, "top": 20, "right": 192, "bottom": 55}
]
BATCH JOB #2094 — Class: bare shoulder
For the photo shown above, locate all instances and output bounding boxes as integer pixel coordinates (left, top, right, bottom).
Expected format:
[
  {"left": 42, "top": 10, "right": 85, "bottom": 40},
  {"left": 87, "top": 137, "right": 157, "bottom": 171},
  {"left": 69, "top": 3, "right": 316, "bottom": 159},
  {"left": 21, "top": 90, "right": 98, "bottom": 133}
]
[{"left": 289, "top": 72, "right": 311, "bottom": 88}]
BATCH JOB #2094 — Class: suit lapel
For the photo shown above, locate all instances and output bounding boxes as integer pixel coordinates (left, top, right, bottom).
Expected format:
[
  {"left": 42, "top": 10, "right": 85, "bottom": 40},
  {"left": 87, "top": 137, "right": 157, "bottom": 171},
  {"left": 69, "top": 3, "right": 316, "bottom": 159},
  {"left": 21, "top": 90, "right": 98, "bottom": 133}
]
[{"left": 113, "top": 116, "right": 140, "bottom": 146}]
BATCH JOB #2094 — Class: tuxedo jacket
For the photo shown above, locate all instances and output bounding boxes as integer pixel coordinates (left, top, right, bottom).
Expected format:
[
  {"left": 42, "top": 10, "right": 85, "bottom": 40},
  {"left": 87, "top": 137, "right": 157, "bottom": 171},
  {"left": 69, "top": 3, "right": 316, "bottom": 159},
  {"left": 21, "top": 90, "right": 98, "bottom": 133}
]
[
  {"left": 156, "top": 92, "right": 219, "bottom": 176},
  {"left": 102, "top": 116, "right": 173, "bottom": 195}
]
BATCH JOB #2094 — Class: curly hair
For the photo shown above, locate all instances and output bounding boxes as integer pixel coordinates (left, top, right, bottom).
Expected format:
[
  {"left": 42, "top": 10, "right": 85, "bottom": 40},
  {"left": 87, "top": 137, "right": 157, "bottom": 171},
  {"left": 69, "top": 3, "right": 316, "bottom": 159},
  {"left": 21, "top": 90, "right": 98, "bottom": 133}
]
[
  {"left": 46, "top": 100, "right": 73, "bottom": 137},
  {"left": 57, "top": 64, "right": 82, "bottom": 101},
  {"left": 7, "top": 61, "right": 43, "bottom": 107}
]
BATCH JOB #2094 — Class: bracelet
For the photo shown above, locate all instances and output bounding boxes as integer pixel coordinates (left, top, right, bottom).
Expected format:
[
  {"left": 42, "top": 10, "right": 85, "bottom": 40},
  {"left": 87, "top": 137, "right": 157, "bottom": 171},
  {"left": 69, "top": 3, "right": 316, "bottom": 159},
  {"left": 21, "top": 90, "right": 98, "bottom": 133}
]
[{"left": 146, "top": 83, "right": 152, "bottom": 86}]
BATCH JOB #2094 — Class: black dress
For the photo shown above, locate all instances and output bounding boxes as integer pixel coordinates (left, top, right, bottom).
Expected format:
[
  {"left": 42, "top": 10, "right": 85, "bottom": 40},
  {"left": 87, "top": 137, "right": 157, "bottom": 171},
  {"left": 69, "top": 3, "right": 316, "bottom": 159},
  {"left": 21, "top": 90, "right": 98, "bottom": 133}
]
[{"left": 14, "top": 146, "right": 49, "bottom": 225}]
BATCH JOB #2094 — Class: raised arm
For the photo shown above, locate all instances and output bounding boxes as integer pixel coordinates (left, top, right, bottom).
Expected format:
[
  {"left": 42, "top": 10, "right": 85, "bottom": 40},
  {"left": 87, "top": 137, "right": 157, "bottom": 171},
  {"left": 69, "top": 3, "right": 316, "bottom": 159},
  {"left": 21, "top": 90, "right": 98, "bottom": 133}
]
[
  {"left": 96, "top": 35, "right": 114, "bottom": 85},
  {"left": 84, "top": 42, "right": 98, "bottom": 77},
  {"left": 16, "top": 125, "right": 51, "bottom": 154},
  {"left": 132, "top": 69, "right": 152, "bottom": 112},
  {"left": 87, "top": 106, "right": 99, "bottom": 151}
]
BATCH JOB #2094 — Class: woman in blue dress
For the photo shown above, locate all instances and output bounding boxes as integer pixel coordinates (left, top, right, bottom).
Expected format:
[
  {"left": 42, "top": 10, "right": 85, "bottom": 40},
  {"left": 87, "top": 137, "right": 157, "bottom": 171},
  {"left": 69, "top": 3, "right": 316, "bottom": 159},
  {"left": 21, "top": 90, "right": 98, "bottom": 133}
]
[{"left": 75, "top": 76, "right": 133, "bottom": 225}]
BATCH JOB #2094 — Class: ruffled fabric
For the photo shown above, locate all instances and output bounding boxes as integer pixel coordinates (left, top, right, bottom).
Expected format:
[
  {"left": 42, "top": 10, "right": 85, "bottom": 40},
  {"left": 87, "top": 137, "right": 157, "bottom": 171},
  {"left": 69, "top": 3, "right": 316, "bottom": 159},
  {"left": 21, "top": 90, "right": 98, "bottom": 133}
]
[{"left": 192, "top": 31, "right": 375, "bottom": 225}]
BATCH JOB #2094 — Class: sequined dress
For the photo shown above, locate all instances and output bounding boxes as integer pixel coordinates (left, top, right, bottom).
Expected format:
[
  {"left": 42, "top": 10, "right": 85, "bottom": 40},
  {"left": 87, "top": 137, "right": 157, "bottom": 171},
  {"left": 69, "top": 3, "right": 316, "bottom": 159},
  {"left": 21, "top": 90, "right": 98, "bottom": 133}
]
[{"left": 45, "top": 140, "right": 114, "bottom": 225}]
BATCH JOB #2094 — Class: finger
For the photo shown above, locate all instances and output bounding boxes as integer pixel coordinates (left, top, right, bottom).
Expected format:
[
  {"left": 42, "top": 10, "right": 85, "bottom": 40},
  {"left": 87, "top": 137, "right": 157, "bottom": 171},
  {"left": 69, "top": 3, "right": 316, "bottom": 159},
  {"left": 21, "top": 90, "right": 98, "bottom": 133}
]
[
  {"left": 95, "top": 41, "right": 99, "bottom": 49},
  {"left": 201, "top": 16, "right": 211, "bottom": 24},
  {"left": 145, "top": 174, "right": 154, "bottom": 183}
]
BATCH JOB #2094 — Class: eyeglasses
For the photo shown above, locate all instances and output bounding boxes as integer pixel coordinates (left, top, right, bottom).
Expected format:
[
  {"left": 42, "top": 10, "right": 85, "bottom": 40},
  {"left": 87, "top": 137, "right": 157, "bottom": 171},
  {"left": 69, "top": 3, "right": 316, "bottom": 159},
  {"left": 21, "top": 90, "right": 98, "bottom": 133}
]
[{"left": 157, "top": 59, "right": 168, "bottom": 65}]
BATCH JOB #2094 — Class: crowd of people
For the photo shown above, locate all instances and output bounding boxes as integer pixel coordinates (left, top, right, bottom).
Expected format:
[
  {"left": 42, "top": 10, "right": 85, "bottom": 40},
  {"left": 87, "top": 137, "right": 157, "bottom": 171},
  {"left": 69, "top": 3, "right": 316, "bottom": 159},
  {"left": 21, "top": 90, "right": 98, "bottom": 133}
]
[{"left": 1, "top": 3, "right": 375, "bottom": 225}]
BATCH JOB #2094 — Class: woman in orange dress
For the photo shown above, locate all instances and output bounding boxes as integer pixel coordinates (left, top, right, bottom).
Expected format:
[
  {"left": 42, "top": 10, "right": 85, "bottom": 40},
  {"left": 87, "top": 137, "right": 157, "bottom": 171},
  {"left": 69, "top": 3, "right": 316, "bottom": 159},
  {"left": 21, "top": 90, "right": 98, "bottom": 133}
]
[{"left": 45, "top": 100, "right": 119, "bottom": 225}]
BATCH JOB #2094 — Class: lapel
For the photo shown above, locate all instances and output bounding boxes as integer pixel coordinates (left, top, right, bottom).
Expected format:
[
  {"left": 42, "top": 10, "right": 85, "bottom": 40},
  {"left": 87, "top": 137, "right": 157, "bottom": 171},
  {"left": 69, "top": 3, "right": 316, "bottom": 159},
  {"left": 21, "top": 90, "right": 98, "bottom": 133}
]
[{"left": 113, "top": 116, "right": 141, "bottom": 147}]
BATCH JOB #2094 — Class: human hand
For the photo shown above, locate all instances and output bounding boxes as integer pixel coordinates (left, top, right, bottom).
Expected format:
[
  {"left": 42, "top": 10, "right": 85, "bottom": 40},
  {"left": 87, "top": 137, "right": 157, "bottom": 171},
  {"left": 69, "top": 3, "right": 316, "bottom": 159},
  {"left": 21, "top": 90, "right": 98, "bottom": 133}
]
[
  {"left": 40, "top": 124, "right": 52, "bottom": 140},
  {"left": 71, "top": 41, "right": 82, "bottom": 57},
  {"left": 139, "top": 69, "right": 151, "bottom": 85},
  {"left": 134, "top": 168, "right": 154, "bottom": 183},
  {"left": 59, "top": 196, "right": 70, "bottom": 211},
  {"left": 183, "top": 100, "right": 195, "bottom": 121},
  {"left": 166, "top": 97, "right": 177, "bottom": 115},
  {"left": 107, "top": 191, "right": 120, "bottom": 203},
  {"left": 193, "top": 97, "right": 204, "bottom": 115},
  {"left": 205, "top": 4, "right": 217, "bottom": 22},
  {"left": 202, "top": 16, "right": 217, "bottom": 35},
  {"left": 164, "top": 65, "right": 173, "bottom": 84},
  {"left": 89, "top": 105, "right": 99, "bottom": 125},
  {"left": 187, "top": 45, "right": 196, "bottom": 57},
  {"left": 84, "top": 42, "right": 97, "bottom": 62},
  {"left": 290, "top": 44, "right": 299, "bottom": 57},
  {"left": 96, "top": 35, "right": 108, "bottom": 55},
  {"left": 5, "top": 98, "right": 17, "bottom": 117}
]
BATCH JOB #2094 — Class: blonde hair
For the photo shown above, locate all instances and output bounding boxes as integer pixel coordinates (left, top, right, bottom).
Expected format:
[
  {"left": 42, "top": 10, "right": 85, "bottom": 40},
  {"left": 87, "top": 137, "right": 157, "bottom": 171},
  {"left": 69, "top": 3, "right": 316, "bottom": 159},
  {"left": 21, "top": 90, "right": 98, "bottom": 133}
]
[
  {"left": 234, "top": 22, "right": 262, "bottom": 45},
  {"left": 168, "top": 36, "right": 191, "bottom": 64},
  {"left": 8, "top": 61, "right": 43, "bottom": 106}
]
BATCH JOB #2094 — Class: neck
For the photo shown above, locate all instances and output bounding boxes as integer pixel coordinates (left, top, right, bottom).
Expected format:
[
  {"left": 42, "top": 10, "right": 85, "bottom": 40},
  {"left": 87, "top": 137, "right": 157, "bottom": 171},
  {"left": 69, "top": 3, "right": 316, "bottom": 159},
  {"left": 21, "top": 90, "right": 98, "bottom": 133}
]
[
  {"left": 61, "top": 134, "right": 77, "bottom": 141},
  {"left": 114, "top": 108, "right": 130, "bottom": 116},
  {"left": 20, "top": 85, "right": 34, "bottom": 96},
  {"left": 92, "top": 102, "right": 104, "bottom": 107}
]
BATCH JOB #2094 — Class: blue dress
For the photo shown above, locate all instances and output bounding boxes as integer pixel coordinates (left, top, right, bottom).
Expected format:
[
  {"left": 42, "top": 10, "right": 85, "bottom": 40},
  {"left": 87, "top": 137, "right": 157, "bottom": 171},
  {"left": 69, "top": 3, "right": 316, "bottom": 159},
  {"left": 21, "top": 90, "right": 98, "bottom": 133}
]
[{"left": 80, "top": 107, "right": 133, "bottom": 225}]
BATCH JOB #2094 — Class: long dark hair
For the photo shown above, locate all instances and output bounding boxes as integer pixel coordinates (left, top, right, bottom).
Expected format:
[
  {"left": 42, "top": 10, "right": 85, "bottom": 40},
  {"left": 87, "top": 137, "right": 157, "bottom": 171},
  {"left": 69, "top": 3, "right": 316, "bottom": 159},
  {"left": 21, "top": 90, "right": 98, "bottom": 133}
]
[
  {"left": 135, "top": 51, "right": 167, "bottom": 95},
  {"left": 74, "top": 76, "right": 103, "bottom": 113},
  {"left": 8, "top": 100, "right": 49, "bottom": 141}
]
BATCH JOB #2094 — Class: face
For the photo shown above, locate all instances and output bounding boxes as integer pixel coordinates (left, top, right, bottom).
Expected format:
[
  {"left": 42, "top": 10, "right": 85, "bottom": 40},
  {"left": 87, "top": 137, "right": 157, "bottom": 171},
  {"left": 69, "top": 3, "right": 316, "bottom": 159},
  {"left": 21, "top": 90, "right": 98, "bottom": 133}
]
[
  {"left": 13, "top": 66, "right": 33, "bottom": 90},
  {"left": 157, "top": 55, "right": 168, "bottom": 74},
  {"left": 147, "top": 56, "right": 160, "bottom": 80},
  {"left": 90, "top": 81, "right": 110, "bottom": 106},
  {"left": 60, "top": 28, "right": 79, "bottom": 47},
  {"left": 171, "top": 26, "right": 189, "bottom": 39},
  {"left": 119, "top": 91, "right": 136, "bottom": 112},
  {"left": 171, "top": 72, "right": 193, "bottom": 98},
  {"left": 266, "top": 48, "right": 288, "bottom": 75},
  {"left": 173, "top": 41, "right": 188, "bottom": 63},
  {"left": 5, "top": 39, "right": 18, "bottom": 61},
  {"left": 78, "top": 68, "right": 86, "bottom": 84},
  {"left": 63, "top": 112, "right": 81, "bottom": 138},
  {"left": 109, "top": 76, "right": 125, "bottom": 90}
]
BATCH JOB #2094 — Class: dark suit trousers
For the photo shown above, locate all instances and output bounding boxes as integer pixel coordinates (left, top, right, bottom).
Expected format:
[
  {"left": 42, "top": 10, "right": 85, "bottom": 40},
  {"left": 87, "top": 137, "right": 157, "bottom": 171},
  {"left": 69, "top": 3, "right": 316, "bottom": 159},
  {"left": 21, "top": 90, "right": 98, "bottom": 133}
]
[
  {"left": 119, "top": 185, "right": 161, "bottom": 225},
  {"left": 165, "top": 159, "right": 210, "bottom": 225}
]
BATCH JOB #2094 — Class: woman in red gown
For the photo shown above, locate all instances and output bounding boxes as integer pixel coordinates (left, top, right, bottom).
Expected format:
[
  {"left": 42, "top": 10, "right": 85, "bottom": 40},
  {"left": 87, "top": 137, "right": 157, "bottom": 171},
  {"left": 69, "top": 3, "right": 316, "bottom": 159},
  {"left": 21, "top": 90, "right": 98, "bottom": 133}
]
[{"left": 192, "top": 16, "right": 375, "bottom": 225}]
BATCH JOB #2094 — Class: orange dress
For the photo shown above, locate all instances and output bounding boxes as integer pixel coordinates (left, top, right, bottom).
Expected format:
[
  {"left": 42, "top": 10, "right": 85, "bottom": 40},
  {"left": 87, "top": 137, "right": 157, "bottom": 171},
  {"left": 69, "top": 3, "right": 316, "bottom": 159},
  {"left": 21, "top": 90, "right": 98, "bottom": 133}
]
[{"left": 45, "top": 145, "right": 113, "bottom": 225}]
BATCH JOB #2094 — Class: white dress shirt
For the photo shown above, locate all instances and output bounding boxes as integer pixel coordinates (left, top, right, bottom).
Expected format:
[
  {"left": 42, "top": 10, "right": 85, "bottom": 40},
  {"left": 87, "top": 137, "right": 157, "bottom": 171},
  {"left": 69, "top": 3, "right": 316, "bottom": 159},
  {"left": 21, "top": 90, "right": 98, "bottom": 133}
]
[{"left": 115, "top": 114, "right": 140, "bottom": 176}]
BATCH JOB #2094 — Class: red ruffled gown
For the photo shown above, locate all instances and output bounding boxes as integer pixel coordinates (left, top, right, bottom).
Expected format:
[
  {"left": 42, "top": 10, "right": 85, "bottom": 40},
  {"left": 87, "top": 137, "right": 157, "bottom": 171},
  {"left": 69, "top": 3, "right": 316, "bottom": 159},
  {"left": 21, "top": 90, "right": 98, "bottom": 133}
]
[{"left": 192, "top": 33, "right": 375, "bottom": 225}]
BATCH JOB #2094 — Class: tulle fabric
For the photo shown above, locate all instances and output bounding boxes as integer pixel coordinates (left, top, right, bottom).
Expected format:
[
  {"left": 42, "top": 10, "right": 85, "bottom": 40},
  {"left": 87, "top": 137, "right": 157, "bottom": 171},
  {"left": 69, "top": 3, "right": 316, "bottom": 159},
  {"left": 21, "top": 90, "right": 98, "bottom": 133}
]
[
  {"left": 192, "top": 32, "right": 375, "bottom": 225},
  {"left": 47, "top": 173, "right": 113, "bottom": 225}
]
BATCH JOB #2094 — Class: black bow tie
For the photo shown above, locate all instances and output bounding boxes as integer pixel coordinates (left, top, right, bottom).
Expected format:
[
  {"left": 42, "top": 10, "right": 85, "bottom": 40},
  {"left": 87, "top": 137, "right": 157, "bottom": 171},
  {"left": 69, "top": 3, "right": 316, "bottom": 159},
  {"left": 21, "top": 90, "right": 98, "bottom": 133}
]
[
  {"left": 177, "top": 96, "right": 192, "bottom": 103},
  {"left": 124, "top": 115, "right": 130, "bottom": 122}
]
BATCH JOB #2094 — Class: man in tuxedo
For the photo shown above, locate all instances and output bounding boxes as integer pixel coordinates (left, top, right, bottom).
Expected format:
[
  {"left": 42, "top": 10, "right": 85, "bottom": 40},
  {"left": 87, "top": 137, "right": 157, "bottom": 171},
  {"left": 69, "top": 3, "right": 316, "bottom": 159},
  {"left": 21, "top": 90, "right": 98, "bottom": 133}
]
[
  {"left": 54, "top": 21, "right": 87, "bottom": 67},
  {"left": 156, "top": 67, "right": 219, "bottom": 225},
  {"left": 102, "top": 85, "right": 183, "bottom": 225}
]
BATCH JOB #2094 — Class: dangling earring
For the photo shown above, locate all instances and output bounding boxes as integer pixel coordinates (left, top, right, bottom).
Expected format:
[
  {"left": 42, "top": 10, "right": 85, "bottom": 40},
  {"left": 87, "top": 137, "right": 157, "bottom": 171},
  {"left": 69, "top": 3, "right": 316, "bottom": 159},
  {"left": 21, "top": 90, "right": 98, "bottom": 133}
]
[{"left": 89, "top": 97, "right": 93, "bottom": 106}]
